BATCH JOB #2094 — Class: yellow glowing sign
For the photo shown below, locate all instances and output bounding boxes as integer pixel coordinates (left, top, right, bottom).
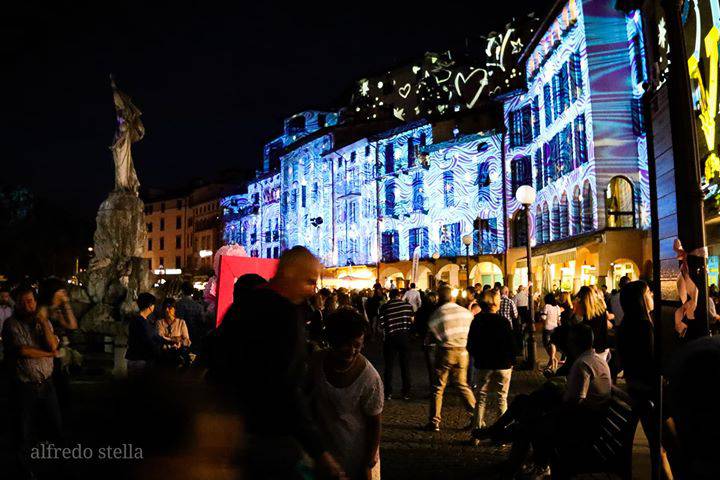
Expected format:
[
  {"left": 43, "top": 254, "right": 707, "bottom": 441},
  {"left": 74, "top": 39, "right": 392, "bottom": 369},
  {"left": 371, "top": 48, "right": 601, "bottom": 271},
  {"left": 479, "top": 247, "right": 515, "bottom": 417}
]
[{"left": 689, "top": 26, "right": 720, "bottom": 179}]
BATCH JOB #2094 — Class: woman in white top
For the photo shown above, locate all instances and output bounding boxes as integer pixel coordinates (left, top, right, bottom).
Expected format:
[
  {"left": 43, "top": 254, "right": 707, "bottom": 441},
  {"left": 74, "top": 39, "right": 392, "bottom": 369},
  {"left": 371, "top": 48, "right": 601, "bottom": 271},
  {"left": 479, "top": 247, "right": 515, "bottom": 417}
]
[
  {"left": 155, "top": 298, "right": 191, "bottom": 348},
  {"left": 310, "top": 309, "right": 384, "bottom": 480},
  {"left": 541, "top": 293, "right": 561, "bottom": 372}
]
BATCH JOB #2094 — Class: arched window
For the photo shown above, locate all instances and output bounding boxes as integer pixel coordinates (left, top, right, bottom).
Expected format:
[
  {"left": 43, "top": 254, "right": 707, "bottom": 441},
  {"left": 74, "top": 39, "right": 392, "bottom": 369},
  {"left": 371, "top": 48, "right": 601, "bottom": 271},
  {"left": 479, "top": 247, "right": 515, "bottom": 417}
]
[
  {"left": 560, "top": 192, "right": 569, "bottom": 238},
  {"left": 512, "top": 208, "right": 528, "bottom": 248},
  {"left": 572, "top": 186, "right": 582, "bottom": 235},
  {"left": 542, "top": 203, "right": 550, "bottom": 243},
  {"left": 535, "top": 205, "right": 543, "bottom": 245},
  {"left": 606, "top": 176, "right": 635, "bottom": 228},
  {"left": 582, "top": 180, "right": 594, "bottom": 232},
  {"left": 551, "top": 197, "right": 561, "bottom": 240}
]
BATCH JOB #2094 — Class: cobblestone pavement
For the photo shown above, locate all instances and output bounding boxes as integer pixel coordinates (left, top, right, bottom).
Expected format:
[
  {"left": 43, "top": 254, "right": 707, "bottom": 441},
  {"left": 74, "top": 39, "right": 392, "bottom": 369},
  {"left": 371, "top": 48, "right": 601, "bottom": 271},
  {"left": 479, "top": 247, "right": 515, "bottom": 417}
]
[{"left": 364, "top": 336, "right": 650, "bottom": 480}]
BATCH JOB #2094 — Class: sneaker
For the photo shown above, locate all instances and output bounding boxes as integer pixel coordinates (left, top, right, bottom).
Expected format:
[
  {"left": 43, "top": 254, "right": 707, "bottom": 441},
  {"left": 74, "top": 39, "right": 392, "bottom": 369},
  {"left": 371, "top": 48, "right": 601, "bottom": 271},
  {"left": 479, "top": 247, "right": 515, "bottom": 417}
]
[
  {"left": 385, "top": 394, "right": 393, "bottom": 401},
  {"left": 423, "top": 422, "right": 440, "bottom": 432},
  {"left": 402, "top": 394, "right": 411, "bottom": 401}
]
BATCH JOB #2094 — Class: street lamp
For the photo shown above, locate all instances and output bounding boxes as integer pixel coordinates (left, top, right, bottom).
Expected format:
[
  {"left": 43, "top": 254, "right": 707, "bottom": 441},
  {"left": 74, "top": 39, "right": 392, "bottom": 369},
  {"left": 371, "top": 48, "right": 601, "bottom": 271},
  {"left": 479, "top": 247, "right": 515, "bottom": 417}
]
[
  {"left": 462, "top": 234, "right": 473, "bottom": 288},
  {"left": 516, "top": 185, "right": 537, "bottom": 370}
]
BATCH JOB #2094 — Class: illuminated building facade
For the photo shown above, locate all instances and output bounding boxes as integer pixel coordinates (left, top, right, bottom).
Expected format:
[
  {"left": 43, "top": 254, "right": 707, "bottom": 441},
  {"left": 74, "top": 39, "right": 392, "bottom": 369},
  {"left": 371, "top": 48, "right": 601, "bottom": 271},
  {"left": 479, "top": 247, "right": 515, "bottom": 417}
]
[{"left": 223, "top": 0, "right": 653, "bottom": 291}]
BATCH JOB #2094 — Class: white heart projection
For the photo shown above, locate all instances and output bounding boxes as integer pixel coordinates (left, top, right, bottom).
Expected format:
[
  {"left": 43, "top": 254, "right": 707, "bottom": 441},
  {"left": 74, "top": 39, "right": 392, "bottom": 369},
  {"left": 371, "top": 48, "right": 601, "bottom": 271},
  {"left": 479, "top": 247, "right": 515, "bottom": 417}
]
[
  {"left": 399, "top": 83, "right": 412, "bottom": 98},
  {"left": 454, "top": 69, "right": 488, "bottom": 109}
]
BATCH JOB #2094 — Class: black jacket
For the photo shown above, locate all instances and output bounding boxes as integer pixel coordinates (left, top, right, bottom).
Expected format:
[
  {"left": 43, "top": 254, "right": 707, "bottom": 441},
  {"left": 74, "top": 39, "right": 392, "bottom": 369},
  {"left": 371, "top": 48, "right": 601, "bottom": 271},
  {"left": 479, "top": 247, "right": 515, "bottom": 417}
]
[{"left": 467, "top": 312, "right": 515, "bottom": 370}]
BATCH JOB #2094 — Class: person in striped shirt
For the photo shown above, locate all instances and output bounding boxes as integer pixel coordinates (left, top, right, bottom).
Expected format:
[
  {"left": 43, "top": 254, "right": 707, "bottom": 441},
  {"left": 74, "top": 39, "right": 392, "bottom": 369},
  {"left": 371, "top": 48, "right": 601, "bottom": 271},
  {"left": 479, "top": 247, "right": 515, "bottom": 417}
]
[
  {"left": 425, "top": 285, "right": 476, "bottom": 431},
  {"left": 378, "top": 289, "right": 414, "bottom": 400}
]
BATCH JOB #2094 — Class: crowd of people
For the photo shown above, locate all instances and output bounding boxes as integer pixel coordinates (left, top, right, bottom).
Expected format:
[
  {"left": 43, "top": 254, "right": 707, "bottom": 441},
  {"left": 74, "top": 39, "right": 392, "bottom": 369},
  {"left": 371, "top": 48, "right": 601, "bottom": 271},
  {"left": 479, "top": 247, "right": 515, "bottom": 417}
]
[{"left": 3, "top": 247, "right": 720, "bottom": 479}]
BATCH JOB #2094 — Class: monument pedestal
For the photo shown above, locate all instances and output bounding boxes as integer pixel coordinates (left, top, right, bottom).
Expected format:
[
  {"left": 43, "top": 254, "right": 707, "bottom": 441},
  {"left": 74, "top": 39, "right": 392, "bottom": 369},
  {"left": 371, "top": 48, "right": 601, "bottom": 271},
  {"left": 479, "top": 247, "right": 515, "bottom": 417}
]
[{"left": 80, "top": 191, "right": 149, "bottom": 331}]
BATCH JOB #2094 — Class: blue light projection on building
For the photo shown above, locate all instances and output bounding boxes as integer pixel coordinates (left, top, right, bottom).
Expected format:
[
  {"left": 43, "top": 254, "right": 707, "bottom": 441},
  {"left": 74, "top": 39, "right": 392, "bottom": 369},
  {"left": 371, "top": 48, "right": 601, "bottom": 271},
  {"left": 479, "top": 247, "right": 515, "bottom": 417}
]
[{"left": 222, "top": 0, "right": 651, "bottom": 275}]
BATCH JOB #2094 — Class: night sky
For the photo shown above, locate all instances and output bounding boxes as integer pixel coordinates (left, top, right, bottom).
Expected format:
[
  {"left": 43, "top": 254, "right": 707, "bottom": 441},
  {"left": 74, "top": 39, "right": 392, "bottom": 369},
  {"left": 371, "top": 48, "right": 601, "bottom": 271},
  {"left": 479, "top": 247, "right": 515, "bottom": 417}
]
[{"left": 4, "top": 0, "right": 550, "bottom": 221}]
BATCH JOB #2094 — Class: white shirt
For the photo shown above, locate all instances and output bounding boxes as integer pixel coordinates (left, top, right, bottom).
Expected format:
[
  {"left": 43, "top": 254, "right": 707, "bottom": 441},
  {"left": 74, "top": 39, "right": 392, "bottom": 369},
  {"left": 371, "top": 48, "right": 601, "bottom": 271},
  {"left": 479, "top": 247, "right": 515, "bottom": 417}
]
[
  {"left": 564, "top": 349, "right": 612, "bottom": 410},
  {"left": 542, "top": 304, "right": 561, "bottom": 331},
  {"left": 428, "top": 302, "right": 474, "bottom": 348},
  {"left": 514, "top": 290, "right": 529, "bottom": 308},
  {"left": 402, "top": 289, "right": 422, "bottom": 312}
]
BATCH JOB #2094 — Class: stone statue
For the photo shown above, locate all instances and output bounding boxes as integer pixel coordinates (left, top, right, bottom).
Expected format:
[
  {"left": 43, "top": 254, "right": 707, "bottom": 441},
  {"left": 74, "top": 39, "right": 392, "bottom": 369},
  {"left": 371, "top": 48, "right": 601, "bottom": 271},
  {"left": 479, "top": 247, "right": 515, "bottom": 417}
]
[
  {"left": 78, "top": 76, "right": 151, "bottom": 335},
  {"left": 110, "top": 76, "right": 144, "bottom": 194}
]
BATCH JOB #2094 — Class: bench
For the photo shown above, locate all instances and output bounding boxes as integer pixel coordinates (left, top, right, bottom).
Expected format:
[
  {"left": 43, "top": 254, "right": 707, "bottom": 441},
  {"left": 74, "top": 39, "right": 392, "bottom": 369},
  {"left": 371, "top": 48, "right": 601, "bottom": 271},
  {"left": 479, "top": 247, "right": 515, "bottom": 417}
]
[{"left": 550, "top": 387, "right": 640, "bottom": 480}]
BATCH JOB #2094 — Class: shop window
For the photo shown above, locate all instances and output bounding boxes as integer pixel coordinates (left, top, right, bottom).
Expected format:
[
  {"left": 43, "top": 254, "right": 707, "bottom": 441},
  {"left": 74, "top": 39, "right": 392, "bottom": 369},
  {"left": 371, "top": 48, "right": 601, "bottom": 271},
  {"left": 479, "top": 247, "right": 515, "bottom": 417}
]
[
  {"left": 512, "top": 209, "right": 528, "bottom": 248},
  {"left": 582, "top": 180, "right": 594, "bottom": 232},
  {"left": 560, "top": 192, "right": 570, "bottom": 238},
  {"left": 408, "top": 227, "right": 429, "bottom": 258},
  {"left": 606, "top": 176, "right": 635, "bottom": 228}
]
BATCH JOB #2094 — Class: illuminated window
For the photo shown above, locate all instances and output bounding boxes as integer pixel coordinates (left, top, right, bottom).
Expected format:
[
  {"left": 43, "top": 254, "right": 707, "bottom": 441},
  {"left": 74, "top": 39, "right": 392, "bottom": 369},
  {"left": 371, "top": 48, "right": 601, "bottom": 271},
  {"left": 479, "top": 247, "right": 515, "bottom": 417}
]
[
  {"left": 412, "top": 172, "right": 425, "bottom": 212},
  {"left": 606, "top": 176, "right": 635, "bottom": 228},
  {"left": 512, "top": 208, "right": 528, "bottom": 248},
  {"left": 631, "top": 34, "right": 646, "bottom": 86},
  {"left": 534, "top": 149, "right": 544, "bottom": 190},
  {"left": 385, "top": 181, "right": 396, "bottom": 216},
  {"left": 535, "top": 205, "right": 543, "bottom": 244},
  {"left": 544, "top": 84, "right": 553, "bottom": 126},
  {"left": 511, "top": 156, "right": 532, "bottom": 195},
  {"left": 509, "top": 105, "right": 533, "bottom": 147},
  {"left": 443, "top": 171, "right": 455, "bottom": 207},
  {"left": 532, "top": 96, "right": 541, "bottom": 138},
  {"left": 551, "top": 198, "right": 560, "bottom": 240},
  {"left": 542, "top": 202, "right": 550, "bottom": 243},
  {"left": 409, "top": 227, "right": 429, "bottom": 258},
  {"left": 477, "top": 161, "right": 491, "bottom": 190},
  {"left": 381, "top": 230, "right": 400, "bottom": 262},
  {"left": 408, "top": 137, "right": 416, "bottom": 167},
  {"left": 477, "top": 218, "right": 497, "bottom": 254},
  {"left": 574, "top": 114, "right": 587, "bottom": 165},
  {"left": 569, "top": 52, "right": 583, "bottom": 102},
  {"left": 365, "top": 145, "right": 371, "bottom": 156},
  {"left": 384, "top": 144, "right": 394, "bottom": 173},
  {"left": 582, "top": 180, "right": 594, "bottom": 232},
  {"left": 301, "top": 185, "right": 306, "bottom": 208},
  {"left": 560, "top": 192, "right": 569, "bottom": 238},
  {"left": 439, "top": 222, "right": 461, "bottom": 257},
  {"left": 557, "top": 125, "right": 573, "bottom": 177},
  {"left": 349, "top": 202, "right": 357, "bottom": 224}
]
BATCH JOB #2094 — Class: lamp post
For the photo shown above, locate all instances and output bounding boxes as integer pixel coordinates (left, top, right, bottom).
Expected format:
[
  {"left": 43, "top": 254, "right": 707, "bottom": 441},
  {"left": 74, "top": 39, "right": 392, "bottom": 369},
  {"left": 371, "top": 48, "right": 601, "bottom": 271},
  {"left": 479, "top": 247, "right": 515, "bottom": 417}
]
[
  {"left": 462, "top": 234, "right": 473, "bottom": 288},
  {"left": 516, "top": 185, "right": 537, "bottom": 370}
]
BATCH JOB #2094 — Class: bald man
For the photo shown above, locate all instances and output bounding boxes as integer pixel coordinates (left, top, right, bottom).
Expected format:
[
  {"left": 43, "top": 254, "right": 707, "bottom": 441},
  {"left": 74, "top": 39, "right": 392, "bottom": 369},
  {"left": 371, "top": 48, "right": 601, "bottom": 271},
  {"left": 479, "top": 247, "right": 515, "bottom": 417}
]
[{"left": 227, "top": 246, "right": 346, "bottom": 479}]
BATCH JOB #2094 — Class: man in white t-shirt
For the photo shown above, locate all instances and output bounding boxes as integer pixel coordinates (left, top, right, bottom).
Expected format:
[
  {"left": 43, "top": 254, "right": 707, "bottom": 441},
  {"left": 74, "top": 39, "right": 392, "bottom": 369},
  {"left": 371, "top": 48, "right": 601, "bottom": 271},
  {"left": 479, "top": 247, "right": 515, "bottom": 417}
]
[{"left": 402, "top": 283, "right": 422, "bottom": 312}]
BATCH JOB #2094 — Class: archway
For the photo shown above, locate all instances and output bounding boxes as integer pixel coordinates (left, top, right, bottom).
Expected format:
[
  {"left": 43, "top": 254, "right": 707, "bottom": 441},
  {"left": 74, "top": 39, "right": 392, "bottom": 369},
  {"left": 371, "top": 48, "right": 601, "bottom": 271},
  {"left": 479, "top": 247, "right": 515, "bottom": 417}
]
[
  {"left": 436, "top": 263, "right": 461, "bottom": 287},
  {"left": 381, "top": 266, "right": 405, "bottom": 289},
  {"left": 469, "top": 262, "right": 503, "bottom": 288},
  {"left": 606, "top": 176, "right": 635, "bottom": 228},
  {"left": 411, "top": 265, "right": 433, "bottom": 290},
  {"left": 608, "top": 258, "right": 639, "bottom": 289}
]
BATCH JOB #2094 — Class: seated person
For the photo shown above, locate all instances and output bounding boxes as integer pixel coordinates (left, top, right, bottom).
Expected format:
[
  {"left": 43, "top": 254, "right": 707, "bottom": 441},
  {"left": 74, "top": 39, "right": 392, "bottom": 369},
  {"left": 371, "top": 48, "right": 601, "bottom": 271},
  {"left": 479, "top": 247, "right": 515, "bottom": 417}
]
[
  {"left": 155, "top": 298, "right": 192, "bottom": 366},
  {"left": 474, "top": 324, "right": 612, "bottom": 478}
]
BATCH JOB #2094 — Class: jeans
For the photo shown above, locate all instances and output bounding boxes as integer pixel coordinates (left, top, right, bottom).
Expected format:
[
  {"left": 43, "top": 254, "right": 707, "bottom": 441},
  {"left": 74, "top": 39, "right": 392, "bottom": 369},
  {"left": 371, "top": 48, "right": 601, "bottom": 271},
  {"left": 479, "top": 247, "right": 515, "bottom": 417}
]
[
  {"left": 10, "top": 379, "right": 63, "bottom": 479},
  {"left": 429, "top": 347, "right": 476, "bottom": 426},
  {"left": 384, "top": 333, "right": 411, "bottom": 396},
  {"left": 472, "top": 368, "right": 513, "bottom": 429},
  {"left": 422, "top": 344, "right": 437, "bottom": 389}
]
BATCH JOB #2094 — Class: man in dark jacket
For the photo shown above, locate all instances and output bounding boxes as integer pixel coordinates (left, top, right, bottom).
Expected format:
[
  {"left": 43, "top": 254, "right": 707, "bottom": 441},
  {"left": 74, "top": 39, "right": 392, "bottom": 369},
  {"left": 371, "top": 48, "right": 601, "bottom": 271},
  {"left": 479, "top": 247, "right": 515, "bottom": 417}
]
[
  {"left": 125, "top": 293, "right": 164, "bottom": 372},
  {"left": 467, "top": 289, "right": 515, "bottom": 431}
]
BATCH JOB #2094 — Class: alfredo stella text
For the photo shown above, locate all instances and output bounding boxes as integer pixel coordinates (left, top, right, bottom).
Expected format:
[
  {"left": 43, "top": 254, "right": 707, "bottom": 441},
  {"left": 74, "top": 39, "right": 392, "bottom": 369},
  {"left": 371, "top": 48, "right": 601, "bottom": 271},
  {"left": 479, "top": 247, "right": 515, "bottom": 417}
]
[{"left": 31, "top": 443, "right": 143, "bottom": 460}]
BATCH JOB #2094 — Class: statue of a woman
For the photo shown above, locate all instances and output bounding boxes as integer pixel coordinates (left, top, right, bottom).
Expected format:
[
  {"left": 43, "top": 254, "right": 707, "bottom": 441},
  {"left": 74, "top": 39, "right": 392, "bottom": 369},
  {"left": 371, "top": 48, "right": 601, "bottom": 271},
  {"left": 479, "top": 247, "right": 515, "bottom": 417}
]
[{"left": 110, "top": 76, "right": 144, "bottom": 194}]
